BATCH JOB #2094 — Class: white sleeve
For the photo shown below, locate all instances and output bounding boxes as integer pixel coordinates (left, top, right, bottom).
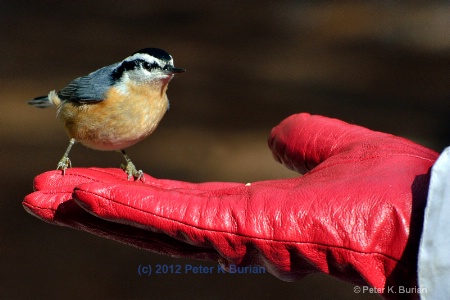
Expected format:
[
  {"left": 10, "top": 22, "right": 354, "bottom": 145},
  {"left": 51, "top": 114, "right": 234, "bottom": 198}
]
[{"left": 418, "top": 146, "right": 450, "bottom": 299}]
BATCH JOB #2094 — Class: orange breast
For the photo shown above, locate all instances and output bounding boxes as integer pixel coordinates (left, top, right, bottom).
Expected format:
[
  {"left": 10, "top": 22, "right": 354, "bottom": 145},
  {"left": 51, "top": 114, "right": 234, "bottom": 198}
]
[{"left": 59, "top": 81, "right": 169, "bottom": 151}]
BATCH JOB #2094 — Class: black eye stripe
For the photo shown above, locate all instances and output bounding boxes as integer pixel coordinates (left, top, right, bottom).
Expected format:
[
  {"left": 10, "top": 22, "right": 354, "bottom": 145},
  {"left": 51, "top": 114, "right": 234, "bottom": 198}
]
[
  {"left": 112, "top": 59, "right": 163, "bottom": 80},
  {"left": 124, "top": 59, "right": 161, "bottom": 71},
  {"left": 143, "top": 62, "right": 161, "bottom": 70}
]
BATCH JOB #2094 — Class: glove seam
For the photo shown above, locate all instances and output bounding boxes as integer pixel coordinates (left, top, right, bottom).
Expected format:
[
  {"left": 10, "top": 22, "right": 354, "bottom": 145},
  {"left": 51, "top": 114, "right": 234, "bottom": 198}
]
[{"left": 308, "top": 152, "right": 436, "bottom": 174}]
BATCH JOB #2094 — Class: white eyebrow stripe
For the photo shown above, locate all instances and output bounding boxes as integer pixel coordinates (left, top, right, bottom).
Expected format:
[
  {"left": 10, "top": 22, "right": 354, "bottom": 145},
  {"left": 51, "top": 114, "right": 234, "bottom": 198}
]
[{"left": 123, "top": 53, "right": 167, "bottom": 67}]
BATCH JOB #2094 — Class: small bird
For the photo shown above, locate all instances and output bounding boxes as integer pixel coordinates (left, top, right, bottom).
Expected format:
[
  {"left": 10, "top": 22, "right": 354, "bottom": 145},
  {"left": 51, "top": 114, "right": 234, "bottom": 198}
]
[{"left": 28, "top": 48, "right": 184, "bottom": 180}]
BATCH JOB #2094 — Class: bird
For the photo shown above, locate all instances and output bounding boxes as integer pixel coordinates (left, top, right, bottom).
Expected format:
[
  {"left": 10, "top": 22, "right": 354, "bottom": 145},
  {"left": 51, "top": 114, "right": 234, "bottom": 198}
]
[{"left": 28, "top": 48, "right": 185, "bottom": 180}]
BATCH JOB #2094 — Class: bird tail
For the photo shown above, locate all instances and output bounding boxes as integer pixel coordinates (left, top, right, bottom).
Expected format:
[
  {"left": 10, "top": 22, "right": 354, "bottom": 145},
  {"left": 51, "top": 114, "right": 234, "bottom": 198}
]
[{"left": 28, "top": 90, "right": 61, "bottom": 108}]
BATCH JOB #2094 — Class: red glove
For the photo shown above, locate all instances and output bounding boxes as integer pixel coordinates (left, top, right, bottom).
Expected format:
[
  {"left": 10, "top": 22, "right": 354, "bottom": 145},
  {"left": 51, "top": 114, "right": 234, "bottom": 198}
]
[{"left": 23, "top": 113, "right": 438, "bottom": 298}]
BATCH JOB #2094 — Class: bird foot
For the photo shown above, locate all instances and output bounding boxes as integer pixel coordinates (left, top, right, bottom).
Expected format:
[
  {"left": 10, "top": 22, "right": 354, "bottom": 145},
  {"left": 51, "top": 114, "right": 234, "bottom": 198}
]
[
  {"left": 56, "top": 156, "right": 72, "bottom": 175},
  {"left": 121, "top": 161, "right": 144, "bottom": 181}
]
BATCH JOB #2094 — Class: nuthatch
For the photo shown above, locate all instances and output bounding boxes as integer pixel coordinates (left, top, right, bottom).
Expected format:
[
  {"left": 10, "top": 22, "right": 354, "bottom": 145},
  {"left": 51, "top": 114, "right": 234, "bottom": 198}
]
[{"left": 28, "top": 48, "right": 184, "bottom": 180}]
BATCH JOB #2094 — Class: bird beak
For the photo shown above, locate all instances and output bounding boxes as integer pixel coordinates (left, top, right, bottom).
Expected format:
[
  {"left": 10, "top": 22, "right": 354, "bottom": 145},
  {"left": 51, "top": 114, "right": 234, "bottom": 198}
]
[{"left": 165, "top": 66, "right": 185, "bottom": 74}]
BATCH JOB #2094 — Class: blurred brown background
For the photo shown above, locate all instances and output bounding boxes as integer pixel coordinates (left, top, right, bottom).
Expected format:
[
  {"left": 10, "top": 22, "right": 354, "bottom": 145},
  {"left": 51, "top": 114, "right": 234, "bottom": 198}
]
[{"left": 1, "top": 1, "right": 449, "bottom": 299}]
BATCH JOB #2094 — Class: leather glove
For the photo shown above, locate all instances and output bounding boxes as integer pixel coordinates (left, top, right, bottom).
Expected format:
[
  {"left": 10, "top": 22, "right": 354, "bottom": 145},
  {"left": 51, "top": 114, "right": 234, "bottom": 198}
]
[{"left": 23, "top": 113, "right": 438, "bottom": 298}]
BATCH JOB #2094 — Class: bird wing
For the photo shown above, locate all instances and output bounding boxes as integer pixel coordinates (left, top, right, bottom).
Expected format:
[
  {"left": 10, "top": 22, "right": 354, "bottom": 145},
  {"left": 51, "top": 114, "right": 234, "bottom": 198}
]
[{"left": 58, "top": 63, "right": 119, "bottom": 103}]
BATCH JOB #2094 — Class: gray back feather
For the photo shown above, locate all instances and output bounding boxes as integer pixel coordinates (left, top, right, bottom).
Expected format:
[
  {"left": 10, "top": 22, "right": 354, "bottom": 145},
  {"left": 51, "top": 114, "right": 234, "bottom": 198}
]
[{"left": 58, "top": 62, "right": 120, "bottom": 103}]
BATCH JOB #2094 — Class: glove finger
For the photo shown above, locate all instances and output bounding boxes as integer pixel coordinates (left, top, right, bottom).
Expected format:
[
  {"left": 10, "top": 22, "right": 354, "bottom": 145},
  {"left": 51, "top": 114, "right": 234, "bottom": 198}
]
[
  {"left": 32, "top": 167, "right": 242, "bottom": 191},
  {"left": 25, "top": 167, "right": 243, "bottom": 223},
  {"left": 24, "top": 168, "right": 133, "bottom": 221},
  {"left": 24, "top": 188, "right": 221, "bottom": 261},
  {"left": 268, "top": 113, "right": 437, "bottom": 174},
  {"left": 73, "top": 181, "right": 249, "bottom": 233},
  {"left": 268, "top": 113, "right": 371, "bottom": 173},
  {"left": 23, "top": 187, "right": 74, "bottom": 223},
  {"left": 32, "top": 168, "right": 133, "bottom": 191},
  {"left": 73, "top": 182, "right": 259, "bottom": 256},
  {"left": 72, "top": 180, "right": 337, "bottom": 281}
]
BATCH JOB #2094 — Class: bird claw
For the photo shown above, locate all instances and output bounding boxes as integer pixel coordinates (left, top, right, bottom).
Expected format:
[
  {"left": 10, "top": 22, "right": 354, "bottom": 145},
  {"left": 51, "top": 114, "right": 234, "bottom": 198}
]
[
  {"left": 121, "top": 161, "right": 144, "bottom": 181},
  {"left": 56, "top": 156, "right": 72, "bottom": 175}
]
